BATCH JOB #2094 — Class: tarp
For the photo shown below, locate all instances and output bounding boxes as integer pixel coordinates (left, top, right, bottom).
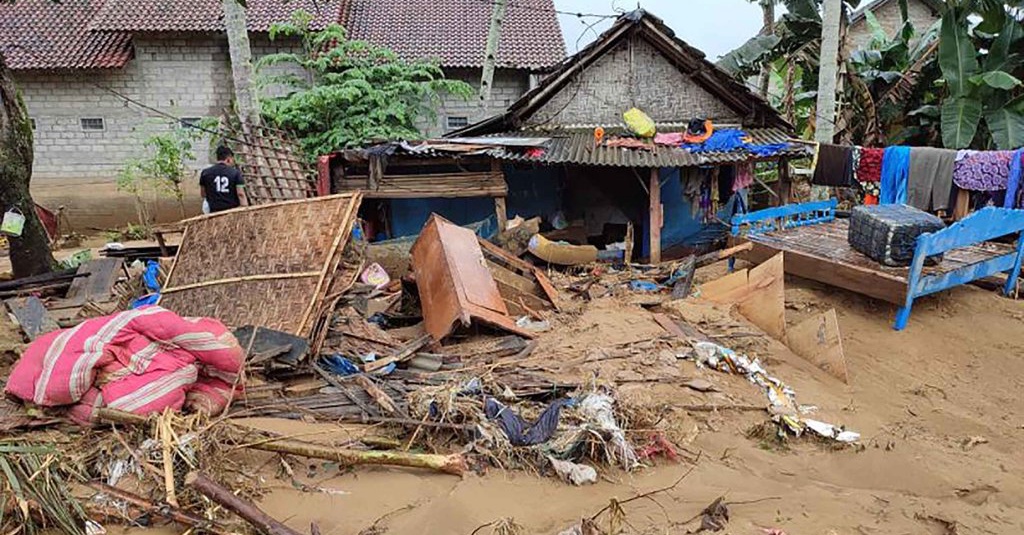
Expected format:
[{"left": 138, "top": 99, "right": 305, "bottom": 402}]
[{"left": 5, "top": 306, "right": 243, "bottom": 424}]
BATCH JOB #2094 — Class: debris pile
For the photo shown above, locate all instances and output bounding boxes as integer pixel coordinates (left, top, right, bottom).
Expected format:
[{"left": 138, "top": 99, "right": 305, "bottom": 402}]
[{"left": 0, "top": 194, "right": 862, "bottom": 534}]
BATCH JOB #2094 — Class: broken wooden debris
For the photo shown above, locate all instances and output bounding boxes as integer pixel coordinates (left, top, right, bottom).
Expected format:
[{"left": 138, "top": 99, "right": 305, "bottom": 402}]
[
  {"left": 787, "top": 309, "right": 849, "bottom": 383},
  {"left": 699, "top": 252, "right": 786, "bottom": 340},
  {"left": 186, "top": 472, "right": 304, "bottom": 535},
  {"left": 5, "top": 296, "right": 59, "bottom": 340},
  {"left": 364, "top": 333, "right": 432, "bottom": 373},
  {"left": 411, "top": 214, "right": 534, "bottom": 341},
  {"left": 54, "top": 258, "right": 124, "bottom": 309},
  {"left": 234, "top": 326, "right": 309, "bottom": 367}
]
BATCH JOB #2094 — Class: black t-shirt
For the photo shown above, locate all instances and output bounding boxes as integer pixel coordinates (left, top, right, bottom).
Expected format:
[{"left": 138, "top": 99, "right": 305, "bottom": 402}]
[{"left": 200, "top": 163, "right": 245, "bottom": 213}]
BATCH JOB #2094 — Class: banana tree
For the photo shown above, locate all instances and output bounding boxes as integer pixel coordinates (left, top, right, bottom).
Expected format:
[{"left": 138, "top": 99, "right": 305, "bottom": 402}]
[{"left": 938, "top": 3, "right": 1024, "bottom": 149}]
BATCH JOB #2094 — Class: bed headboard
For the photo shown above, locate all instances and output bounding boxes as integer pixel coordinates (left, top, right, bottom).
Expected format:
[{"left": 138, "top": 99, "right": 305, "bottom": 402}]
[{"left": 731, "top": 199, "right": 838, "bottom": 237}]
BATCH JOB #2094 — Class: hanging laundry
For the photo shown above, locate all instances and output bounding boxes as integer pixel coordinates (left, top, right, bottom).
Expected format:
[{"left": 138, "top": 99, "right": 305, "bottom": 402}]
[
  {"left": 1004, "top": 149, "right": 1024, "bottom": 209},
  {"left": 880, "top": 146, "right": 911, "bottom": 204},
  {"left": 857, "top": 147, "right": 885, "bottom": 183},
  {"left": 953, "top": 150, "right": 1015, "bottom": 192},
  {"left": 682, "top": 167, "right": 704, "bottom": 217},
  {"left": 733, "top": 163, "right": 755, "bottom": 192},
  {"left": 907, "top": 147, "right": 956, "bottom": 212},
  {"left": 682, "top": 118, "right": 714, "bottom": 144},
  {"left": 811, "top": 143, "right": 855, "bottom": 186}
]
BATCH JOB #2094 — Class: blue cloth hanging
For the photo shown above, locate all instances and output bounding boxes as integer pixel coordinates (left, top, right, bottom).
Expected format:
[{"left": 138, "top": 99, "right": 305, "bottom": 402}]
[
  {"left": 880, "top": 146, "right": 911, "bottom": 205},
  {"left": 1004, "top": 149, "right": 1024, "bottom": 209}
]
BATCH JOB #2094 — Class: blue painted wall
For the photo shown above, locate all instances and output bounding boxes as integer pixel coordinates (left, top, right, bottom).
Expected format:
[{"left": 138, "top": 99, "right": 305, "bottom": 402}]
[{"left": 641, "top": 167, "right": 747, "bottom": 256}]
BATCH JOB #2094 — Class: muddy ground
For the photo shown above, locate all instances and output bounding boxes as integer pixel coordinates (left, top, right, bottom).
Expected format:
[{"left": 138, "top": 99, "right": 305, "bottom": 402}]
[{"left": 101, "top": 266, "right": 1023, "bottom": 535}]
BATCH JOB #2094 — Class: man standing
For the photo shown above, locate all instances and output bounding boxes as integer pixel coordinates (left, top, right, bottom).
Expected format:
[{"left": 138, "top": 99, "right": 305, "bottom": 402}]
[{"left": 200, "top": 146, "right": 248, "bottom": 213}]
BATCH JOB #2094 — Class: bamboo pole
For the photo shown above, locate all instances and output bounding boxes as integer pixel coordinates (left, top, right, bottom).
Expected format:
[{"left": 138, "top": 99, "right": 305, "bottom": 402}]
[
  {"left": 186, "top": 472, "right": 303, "bottom": 535},
  {"left": 247, "top": 438, "right": 467, "bottom": 476}
]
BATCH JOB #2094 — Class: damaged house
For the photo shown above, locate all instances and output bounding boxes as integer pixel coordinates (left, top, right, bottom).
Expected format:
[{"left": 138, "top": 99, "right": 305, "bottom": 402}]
[{"left": 321, "top": 10, "right": 808, "bottom": 262}]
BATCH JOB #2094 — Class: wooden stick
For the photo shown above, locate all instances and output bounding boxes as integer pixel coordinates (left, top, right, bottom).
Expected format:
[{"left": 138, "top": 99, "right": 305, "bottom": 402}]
[
  {"left": 364, "top": 333, "right": 433, "bottom": 372},
  {"left": 353, "top": 375, "right": 400, "bottom": 415},
  {"left": 676, "top": 404, "right": 765, "bottom": 412},
  {"left": 186, "top": 472, "right": 303, "bottom": 535},
  {"left": 694, "top": 242, "right": 753, "bottom": 269},
  {"left": 94, "top": 407, "right": 150, "bottom": 426},
  {"left": 161, "top": 271, "right": 322, "bottom": 295},
  {"left": 87, "top": 482, "right": 229, "bottom": 534},
  {"left": 246, "top": 438, "right": 467, "bottom": 476}
]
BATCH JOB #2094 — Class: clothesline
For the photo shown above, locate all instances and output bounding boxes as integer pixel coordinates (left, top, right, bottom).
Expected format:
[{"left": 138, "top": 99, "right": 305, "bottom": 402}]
[{"left": 811, "top": 142, "right": 1024, "bottom": 211}]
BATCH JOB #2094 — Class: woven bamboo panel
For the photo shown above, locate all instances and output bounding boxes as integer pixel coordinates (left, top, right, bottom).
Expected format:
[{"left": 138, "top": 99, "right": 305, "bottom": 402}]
[
  {"left": 160, "top": 193, "right": 362, "bottom": 336},
  {"left": 161, "top": 278, "right": 320, "bottom": 333}
]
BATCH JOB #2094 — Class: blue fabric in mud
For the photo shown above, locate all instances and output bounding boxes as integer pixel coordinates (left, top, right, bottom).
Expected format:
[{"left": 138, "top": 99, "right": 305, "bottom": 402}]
[
  {"left": 880, "top": 146, "right": 911, "bottom": 205},
  {"left": 485, "top": 397, "right": 573, "bottom": 446}
]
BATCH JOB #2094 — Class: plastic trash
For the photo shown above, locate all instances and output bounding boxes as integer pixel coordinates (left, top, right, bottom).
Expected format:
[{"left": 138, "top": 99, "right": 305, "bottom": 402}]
[
  {"left": 320, "top": 354, "right": 359, "bottom": 376},
  {"left": 578, "top": 394, "right": 640, "bottom": 470},
  {"left": 1, "top": 207, "right": 25, "bottom": 237},
  {"left": 548, "top": 456, "right": 597, "bottom": 486},
  {"left": 130, "top": 294, "right": 160, "bottom": 309},
  {"left": 360, "top": 263, "right": 390, "bottom": 289},
  {"left": 142, "top": 260, "right": 161, "bottom": 292},
  {"left": 630, "top": 280, "right": 660, "bottom": 292},
  {"left": 516, "top": 316, "right": 551, "bottom": 332}
]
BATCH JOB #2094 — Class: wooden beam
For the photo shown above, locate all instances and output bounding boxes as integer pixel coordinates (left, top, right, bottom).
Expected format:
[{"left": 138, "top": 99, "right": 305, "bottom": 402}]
[
  {"left": 775, "top": 157, "right": 792, "bottom": 206},
  {"left": 649, "top": 168, "right": 662, "bottom": 264},
  {"left": 495, "top": 197, "right": 508, "bottom": 231},
  {"left": 952, "top": 189, "right": 970, "bottom": 221}
]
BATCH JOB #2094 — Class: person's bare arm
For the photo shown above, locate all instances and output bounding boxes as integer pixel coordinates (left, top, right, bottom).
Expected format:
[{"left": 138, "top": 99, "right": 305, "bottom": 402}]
[{"left": 237, "top": 185, "right": 249, "bottom": 207}]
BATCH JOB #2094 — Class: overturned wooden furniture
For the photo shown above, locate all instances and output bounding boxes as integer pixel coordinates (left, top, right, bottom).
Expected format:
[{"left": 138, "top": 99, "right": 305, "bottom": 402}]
[
  {"left": 731, "top": 200, "right": 1024, "bottom": 330},
  {"left": 411, "top": 215, "right": 550, "bottom": 341},
  {"left": 159, "top": 193, "right": 362, "bottom": 336}
]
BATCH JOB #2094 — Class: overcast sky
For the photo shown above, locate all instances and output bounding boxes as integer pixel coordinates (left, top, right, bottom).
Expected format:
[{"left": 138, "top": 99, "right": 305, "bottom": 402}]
[{"left": 554, "top": 0, "right": 876, "bottom": 60}]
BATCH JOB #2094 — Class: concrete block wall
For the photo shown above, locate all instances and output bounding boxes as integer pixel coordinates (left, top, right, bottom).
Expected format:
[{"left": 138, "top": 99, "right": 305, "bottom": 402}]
[
  {"left": 531, "top": 36, "right": 741, "bottom": 127},
  {"left": 847, "top": 0, "right": 939, "bottom": 51},
  {"left": 422, "top": 68, "right": 530, "bottom": 137}
]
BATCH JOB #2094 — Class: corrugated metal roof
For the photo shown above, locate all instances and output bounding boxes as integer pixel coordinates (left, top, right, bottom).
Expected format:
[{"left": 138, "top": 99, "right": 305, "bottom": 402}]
[{"left": 494, "top": 128, "right": 811, "bottom": 167}]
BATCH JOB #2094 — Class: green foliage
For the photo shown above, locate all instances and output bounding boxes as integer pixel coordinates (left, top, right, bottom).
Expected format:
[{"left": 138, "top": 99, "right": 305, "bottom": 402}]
[
  {"left": 117, "top": 118, "right": 216, "bottom": 226},
  {"left": 257, "top": 12, "right": 474, "bottom": 158}
]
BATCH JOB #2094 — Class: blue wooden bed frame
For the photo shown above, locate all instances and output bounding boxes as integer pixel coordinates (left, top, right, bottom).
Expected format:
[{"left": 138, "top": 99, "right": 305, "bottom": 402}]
[{"left": 730, "top": 199, "right": 1024, "bottom": 330}]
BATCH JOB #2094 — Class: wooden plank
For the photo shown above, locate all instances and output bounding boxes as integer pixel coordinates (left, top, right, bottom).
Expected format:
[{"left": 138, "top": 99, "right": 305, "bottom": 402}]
[
  {"left": 774, "top": 157, "right": 791, "bottom": 206},
  {"left": 787, "top": 309, "right": 848, "bottom": 382},
  {"left": 61, "top": 258, "right": 123, "bottom": 307},
  {"left": 652, "top": 312, "right": 711, "bottom": 343},
  {"left": 738, "top": 239, "right": 908, "bottom": 305},
  {"left": 952, "top": 189, "right": 970, "bottom": 221},
  {"left": 495, "top": 197, "right": 508, "bottom": 231},
  {"left": 649, "top": 168, "right": 662, "bottom": 264},
  {"left": 737, "top": 252, "right": 786, "bottom": 340},
  {"left": 5, "top": 296, "right": 59, "bottom": 340}
]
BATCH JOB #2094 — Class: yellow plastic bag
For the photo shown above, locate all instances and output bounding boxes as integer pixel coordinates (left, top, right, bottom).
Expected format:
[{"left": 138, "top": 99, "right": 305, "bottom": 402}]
[{"left": 623, "top": 107, "right": 656, "bottom": 138}]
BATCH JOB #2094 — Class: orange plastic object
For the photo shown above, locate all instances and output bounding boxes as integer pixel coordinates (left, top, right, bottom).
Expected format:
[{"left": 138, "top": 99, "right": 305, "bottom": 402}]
[{"left": 594, "top": 126, "right": 605, "bottom": 145}]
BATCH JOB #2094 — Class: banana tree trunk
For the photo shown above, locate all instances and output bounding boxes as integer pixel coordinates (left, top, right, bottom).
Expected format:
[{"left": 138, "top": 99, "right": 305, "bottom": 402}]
[
  {"left": 222, "top": 0, "right": 261, "bottom": 126},
  {"left": 0, "top": 51, "right": 55, "bottom": 278}
]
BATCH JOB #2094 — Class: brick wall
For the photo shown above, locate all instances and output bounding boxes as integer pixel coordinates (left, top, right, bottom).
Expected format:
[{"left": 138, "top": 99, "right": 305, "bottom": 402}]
[
  {"left": 848, "top": 0, "right": 939, "bottom": 50},
  {"left": 530, "top": 36, "right": 742, "bottom": 127}
]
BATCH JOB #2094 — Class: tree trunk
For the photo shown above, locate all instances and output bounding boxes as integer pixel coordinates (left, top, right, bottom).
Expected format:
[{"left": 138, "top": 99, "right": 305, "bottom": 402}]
[
  {"left": 758, "top": 0, "right": 776, "bottom": 97},
  {"left": 813, "top": 0, "right": 843, "bottom": 200},
  {"left": 222, "top": 0, "right": 261, "bottom": 126},
  {"left": 0, "top": 51, "right": 54, "bottom": 278}
]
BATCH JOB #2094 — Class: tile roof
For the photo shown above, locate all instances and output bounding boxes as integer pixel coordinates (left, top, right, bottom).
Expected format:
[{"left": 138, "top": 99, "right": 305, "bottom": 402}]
[
  {"left": 88, "top": 0, "right": 345, "bottom": 32},
  {"left": 0, "top": 0, "right": 132, "bottom": 70},
  {"left": 342, "top": 0, "right": 565, "bottom": 69}
]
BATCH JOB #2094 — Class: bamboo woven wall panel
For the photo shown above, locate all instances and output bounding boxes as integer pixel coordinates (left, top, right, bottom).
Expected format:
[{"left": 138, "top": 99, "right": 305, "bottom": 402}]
[{"left": 160, "top": 193, "right": 362, "bottom": 335}]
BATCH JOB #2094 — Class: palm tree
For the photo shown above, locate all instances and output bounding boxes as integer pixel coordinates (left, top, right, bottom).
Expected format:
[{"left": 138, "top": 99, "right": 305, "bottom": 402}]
[
  {"left": 753, "top": 0, "right": 777, "bottom": 96},
  {"left": 222, "top": 0, "right": 261, "bottom": 126}
]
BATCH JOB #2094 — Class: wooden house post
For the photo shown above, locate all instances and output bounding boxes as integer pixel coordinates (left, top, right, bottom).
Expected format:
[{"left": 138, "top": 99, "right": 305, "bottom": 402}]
[
  {"left": 774, "top": 157, "right": 791, "bottom": 206},
  {"left": 492, "top": 159, "right": 508, "bottom": 231},
  {"left": 649, "top": 167, "right": 662, "bottom": 263}
]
